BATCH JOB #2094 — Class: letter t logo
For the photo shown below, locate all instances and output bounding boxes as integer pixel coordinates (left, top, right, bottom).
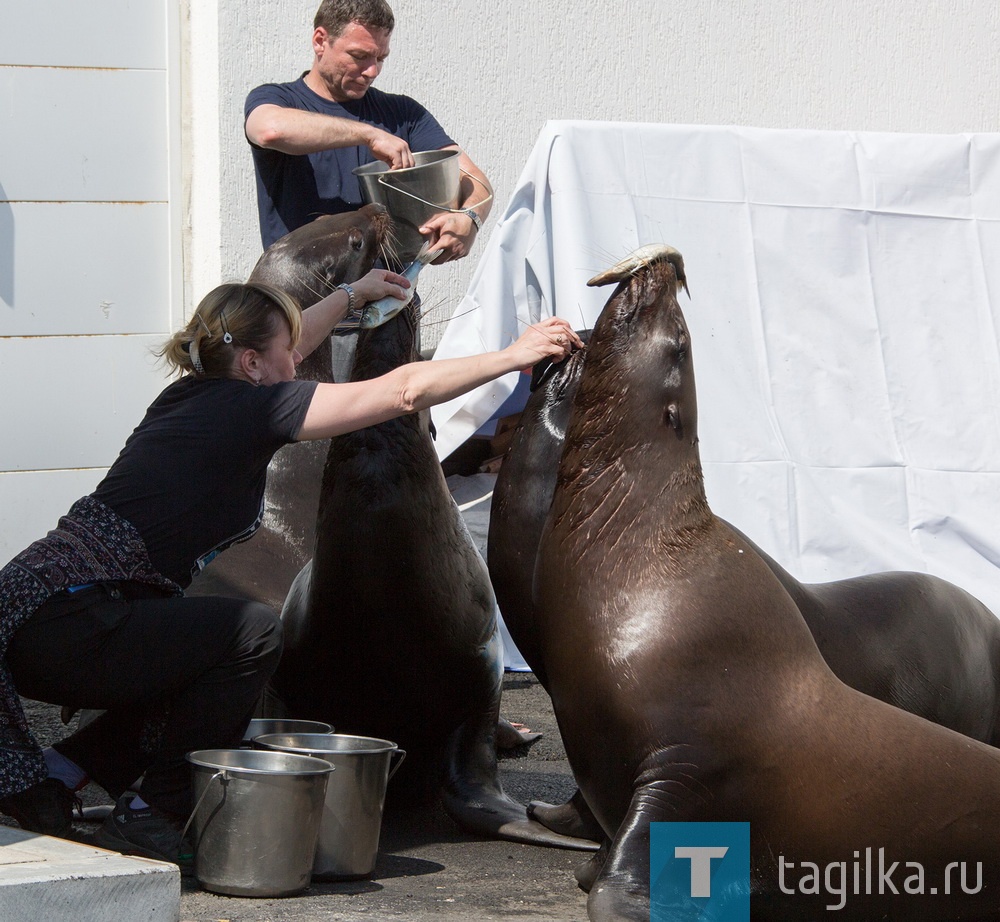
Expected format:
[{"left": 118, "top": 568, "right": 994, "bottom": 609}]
[
  {"left": 651, "top": 822, "right": 749, "bottom": 920},
  {"left": 675, "top": 846, "right": 730, "bottom": 897}
]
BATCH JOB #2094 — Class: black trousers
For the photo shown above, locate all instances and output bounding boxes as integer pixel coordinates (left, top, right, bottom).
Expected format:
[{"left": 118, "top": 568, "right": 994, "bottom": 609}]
[{"left": 7, "top": 582, "right": 283, "bottom": 818}]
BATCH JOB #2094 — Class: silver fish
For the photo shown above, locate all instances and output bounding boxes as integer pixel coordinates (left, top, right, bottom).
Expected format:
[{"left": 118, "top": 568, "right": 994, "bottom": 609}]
[{"left": 339, "top": 244, "right": 442, "bottom": 331}]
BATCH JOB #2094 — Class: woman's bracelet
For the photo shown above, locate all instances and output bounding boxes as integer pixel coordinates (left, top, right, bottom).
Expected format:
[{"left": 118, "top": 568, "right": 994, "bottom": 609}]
[{"left": 335, "top": 282, "right": 356, "bottom": 313}]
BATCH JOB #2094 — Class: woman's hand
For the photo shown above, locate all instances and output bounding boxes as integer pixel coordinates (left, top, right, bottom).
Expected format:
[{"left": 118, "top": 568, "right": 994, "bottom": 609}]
[
  {"left": 298, "top": 268, "right": 412, "bottom": 361},
  {"left": 349, "top": 268, "right": 411, "bottom": 305},
  {"left": 504, "top": 317, "right": 584, "bottom": 370}
]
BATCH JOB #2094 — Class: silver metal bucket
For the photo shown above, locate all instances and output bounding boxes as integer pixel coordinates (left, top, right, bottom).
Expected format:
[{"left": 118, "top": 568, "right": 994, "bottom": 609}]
[
  {"left": 353, "top": 150, "right": 464, "bottom": 262},
  {"left": 254, "top": 733, "right": 406, "bottom": 880},
  {"left": 240, "top": 718, "right": 333, "bottom": 747},
  {"left": 186, "top": 748, "right": 334, "bottom": 897}
]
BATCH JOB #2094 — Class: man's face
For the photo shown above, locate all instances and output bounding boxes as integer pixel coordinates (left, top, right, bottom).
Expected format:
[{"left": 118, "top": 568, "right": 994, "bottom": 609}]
[{"left": 312, "top": 20, "right": 391, "bottom": 102}]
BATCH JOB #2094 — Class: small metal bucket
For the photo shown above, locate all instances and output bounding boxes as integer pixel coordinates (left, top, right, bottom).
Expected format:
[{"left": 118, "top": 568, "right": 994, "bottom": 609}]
[
  {"left": 254, "top": 733, "right": 405, "bottom": 880},
  {"left": 354, "top": 150, "right": 491, "bottom": 262},
  {"left": 354, "top": 150, "right": 460, "bottom": 262},
  {"left": 185, "top": 749, "right": 334, "bottom": 897},
  {"left": 240, "top": 718, "right": 333, "bottom": 747}
]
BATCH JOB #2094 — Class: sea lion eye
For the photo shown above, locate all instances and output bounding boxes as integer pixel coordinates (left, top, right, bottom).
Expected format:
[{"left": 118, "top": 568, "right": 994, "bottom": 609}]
[
  {"left": 665, "top": 402, "right": 682, "bottom": 432},
  {"left": 350, "top": 230, "right": 364, "bottom": 251}
]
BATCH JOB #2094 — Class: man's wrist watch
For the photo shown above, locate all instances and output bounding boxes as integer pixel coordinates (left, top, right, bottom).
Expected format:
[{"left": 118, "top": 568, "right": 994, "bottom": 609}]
[{"left": 463, "top": 208, "right": 482, "bottom": 232}]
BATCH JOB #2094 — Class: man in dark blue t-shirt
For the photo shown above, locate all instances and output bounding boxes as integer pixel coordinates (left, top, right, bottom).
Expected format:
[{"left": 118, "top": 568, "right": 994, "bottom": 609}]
[{"left": 245, "top": 0, "right": 492, "bottom": 256}]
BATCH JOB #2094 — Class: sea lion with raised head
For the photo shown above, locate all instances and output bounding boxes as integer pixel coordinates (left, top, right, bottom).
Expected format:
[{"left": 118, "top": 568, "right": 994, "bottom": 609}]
[
  {"left": 271, "top": 300, "right": 596, "bottom": 851},
  {"left": 532, "top": 245, "right": 1000, "bottom": 919},
  {"left": 489, "top": 297, "right": 1000, "bottom": 848},
  {"left": 490, "top": 305, "right": 1000, "bottom": 739}
]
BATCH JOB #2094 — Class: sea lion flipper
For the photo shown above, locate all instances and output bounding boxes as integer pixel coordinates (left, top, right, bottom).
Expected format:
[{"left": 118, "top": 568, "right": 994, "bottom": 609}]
[
  {"left": 574, "top": 839, "right": 609, "bottom": 893},
  {"left": 527, "top": 788, "right": 603, "bottom": 841},
  {"left": 496, "top": 717, "right": 542, "bottom": 750},
  {"left": 587, "top": 786, "right": 674, "bottom": 921},
  {"left": 494, "top": 817, "right": 601, "bottom": 852},
  {"left": 441, "top": 772, "right": 598, "bottom": 851},
  {"left": 441, "top": 715, "right": 599, "bottom": 851}
]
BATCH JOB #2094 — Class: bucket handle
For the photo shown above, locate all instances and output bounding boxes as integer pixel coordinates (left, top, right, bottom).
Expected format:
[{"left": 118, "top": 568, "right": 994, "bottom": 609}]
[
  {"left": 180, "top": 769, "right": 227, "bottom": 843},
  {"left": 376, "top": 168, "right": 493, "bottom": 217},
  {"left": 387, "top": 748, "right": 407, "bottom": 782}
]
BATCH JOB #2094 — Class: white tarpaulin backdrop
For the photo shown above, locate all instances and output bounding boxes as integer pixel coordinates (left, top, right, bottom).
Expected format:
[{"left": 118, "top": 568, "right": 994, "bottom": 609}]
[{"left": 431, "top": 120, "right": 1000, "bottom": 618}]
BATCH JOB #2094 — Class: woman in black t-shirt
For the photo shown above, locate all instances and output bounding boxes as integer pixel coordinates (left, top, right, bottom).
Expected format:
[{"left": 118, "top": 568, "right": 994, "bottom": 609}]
[{"left": 0, "top": 270, "right": 581, "bottom": 869}]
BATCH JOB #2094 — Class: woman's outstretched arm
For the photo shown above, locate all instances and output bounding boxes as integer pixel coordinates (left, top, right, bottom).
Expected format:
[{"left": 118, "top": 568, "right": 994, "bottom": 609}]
[{"left": 296, "top": 317, "right": 583, "bottom": 440}]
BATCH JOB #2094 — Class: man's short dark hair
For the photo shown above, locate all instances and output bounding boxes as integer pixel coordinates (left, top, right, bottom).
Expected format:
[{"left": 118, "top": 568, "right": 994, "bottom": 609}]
[{"left": 314, "top": 0, "right": 395, "bottom": 36}]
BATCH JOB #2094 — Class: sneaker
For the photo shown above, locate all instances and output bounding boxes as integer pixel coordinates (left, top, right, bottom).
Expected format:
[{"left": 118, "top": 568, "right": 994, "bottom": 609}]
[
  {"left": 95, "top": 793, "right": 194, "bottom": 874},
  {"left": 0, "top": 777, "right": 79, "bottom": 838}
]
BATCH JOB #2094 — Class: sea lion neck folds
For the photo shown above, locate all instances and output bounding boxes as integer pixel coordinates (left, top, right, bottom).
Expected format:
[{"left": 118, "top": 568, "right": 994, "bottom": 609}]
[{"left": 554, "top": 254, "right": 708, "bottom": 551}]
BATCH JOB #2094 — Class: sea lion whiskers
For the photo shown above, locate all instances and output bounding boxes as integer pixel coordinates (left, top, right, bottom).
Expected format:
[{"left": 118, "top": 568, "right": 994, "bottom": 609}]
[
  {"left": 577, "top": 242, "right": 631, "bottom": 276},
  {"left": 587, "top": 244, "right": 688, "bottom": 297},
  {"left": 300, "top": 272, "right": 335, "bottom": 304},
  {"left": 411, "top": 293, "right": 445, "bottom": 325},
  {"left": 379, "top": 228, "right": 402, "bottom": 268},
  {"left": 419, "top": 301, "right": 477, "bottom": 327},
  {"left": 578, "top": 243, "right": 686, "bottom": 298}
]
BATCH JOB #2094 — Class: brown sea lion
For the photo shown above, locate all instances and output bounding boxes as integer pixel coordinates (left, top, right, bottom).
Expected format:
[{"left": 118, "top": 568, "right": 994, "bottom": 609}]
[
  {"left": 271, "top": 301, "right": 596, "bottom": 852},
  {"left": 490, "top": 310, "right": 1000, "bottom": 742},
  {"left": 490, "top": 310, "right": 1000, "bottom": 849},
  {"left": 186, "top": 205, "right": 391, "bottom": 609},
  {"left": 532, "top": 245, "right": 1000, "bottom": 919}
]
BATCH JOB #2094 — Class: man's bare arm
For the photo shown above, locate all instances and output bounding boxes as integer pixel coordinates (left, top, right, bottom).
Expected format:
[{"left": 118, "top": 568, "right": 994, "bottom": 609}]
[{"left": 246, "top": 103, "right": 414, "bottom": 168}]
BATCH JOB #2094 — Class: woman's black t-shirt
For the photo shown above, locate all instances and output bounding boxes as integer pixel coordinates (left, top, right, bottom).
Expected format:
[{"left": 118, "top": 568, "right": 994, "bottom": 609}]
[{"left": 92, "top": 376, "right": 317, "bottom": 588}]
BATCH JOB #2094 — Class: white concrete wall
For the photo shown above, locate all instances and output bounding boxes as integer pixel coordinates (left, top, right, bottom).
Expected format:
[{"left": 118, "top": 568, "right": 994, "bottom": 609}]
[
  {"left": 0, "top": 0, "right": 182, "bottom": 562},
  {"left": 208, "top": 0, "right": 1000, "bottom": 349}
]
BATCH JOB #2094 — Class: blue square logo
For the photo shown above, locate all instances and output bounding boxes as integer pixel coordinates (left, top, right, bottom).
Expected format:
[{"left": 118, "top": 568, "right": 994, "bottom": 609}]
[{"left": 650, "top": 822, "right": 750, "bottom": 921}]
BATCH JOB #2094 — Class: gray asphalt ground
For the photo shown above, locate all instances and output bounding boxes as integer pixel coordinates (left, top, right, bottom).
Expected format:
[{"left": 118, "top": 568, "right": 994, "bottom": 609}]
[{"left": 13, "top": 673, "right": 592, "bottom": 922}]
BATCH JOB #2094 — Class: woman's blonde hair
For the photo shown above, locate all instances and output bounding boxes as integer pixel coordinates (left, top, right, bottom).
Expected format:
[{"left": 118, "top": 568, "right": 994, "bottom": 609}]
[{"left": 158, "top": 282, "right": 303, "bottom": 378}]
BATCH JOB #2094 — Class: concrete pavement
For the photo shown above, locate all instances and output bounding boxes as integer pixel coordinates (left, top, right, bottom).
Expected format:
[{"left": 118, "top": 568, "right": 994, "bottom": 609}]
[{"left": 0, "top": 825, "right": 179, "bottom": 922}]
